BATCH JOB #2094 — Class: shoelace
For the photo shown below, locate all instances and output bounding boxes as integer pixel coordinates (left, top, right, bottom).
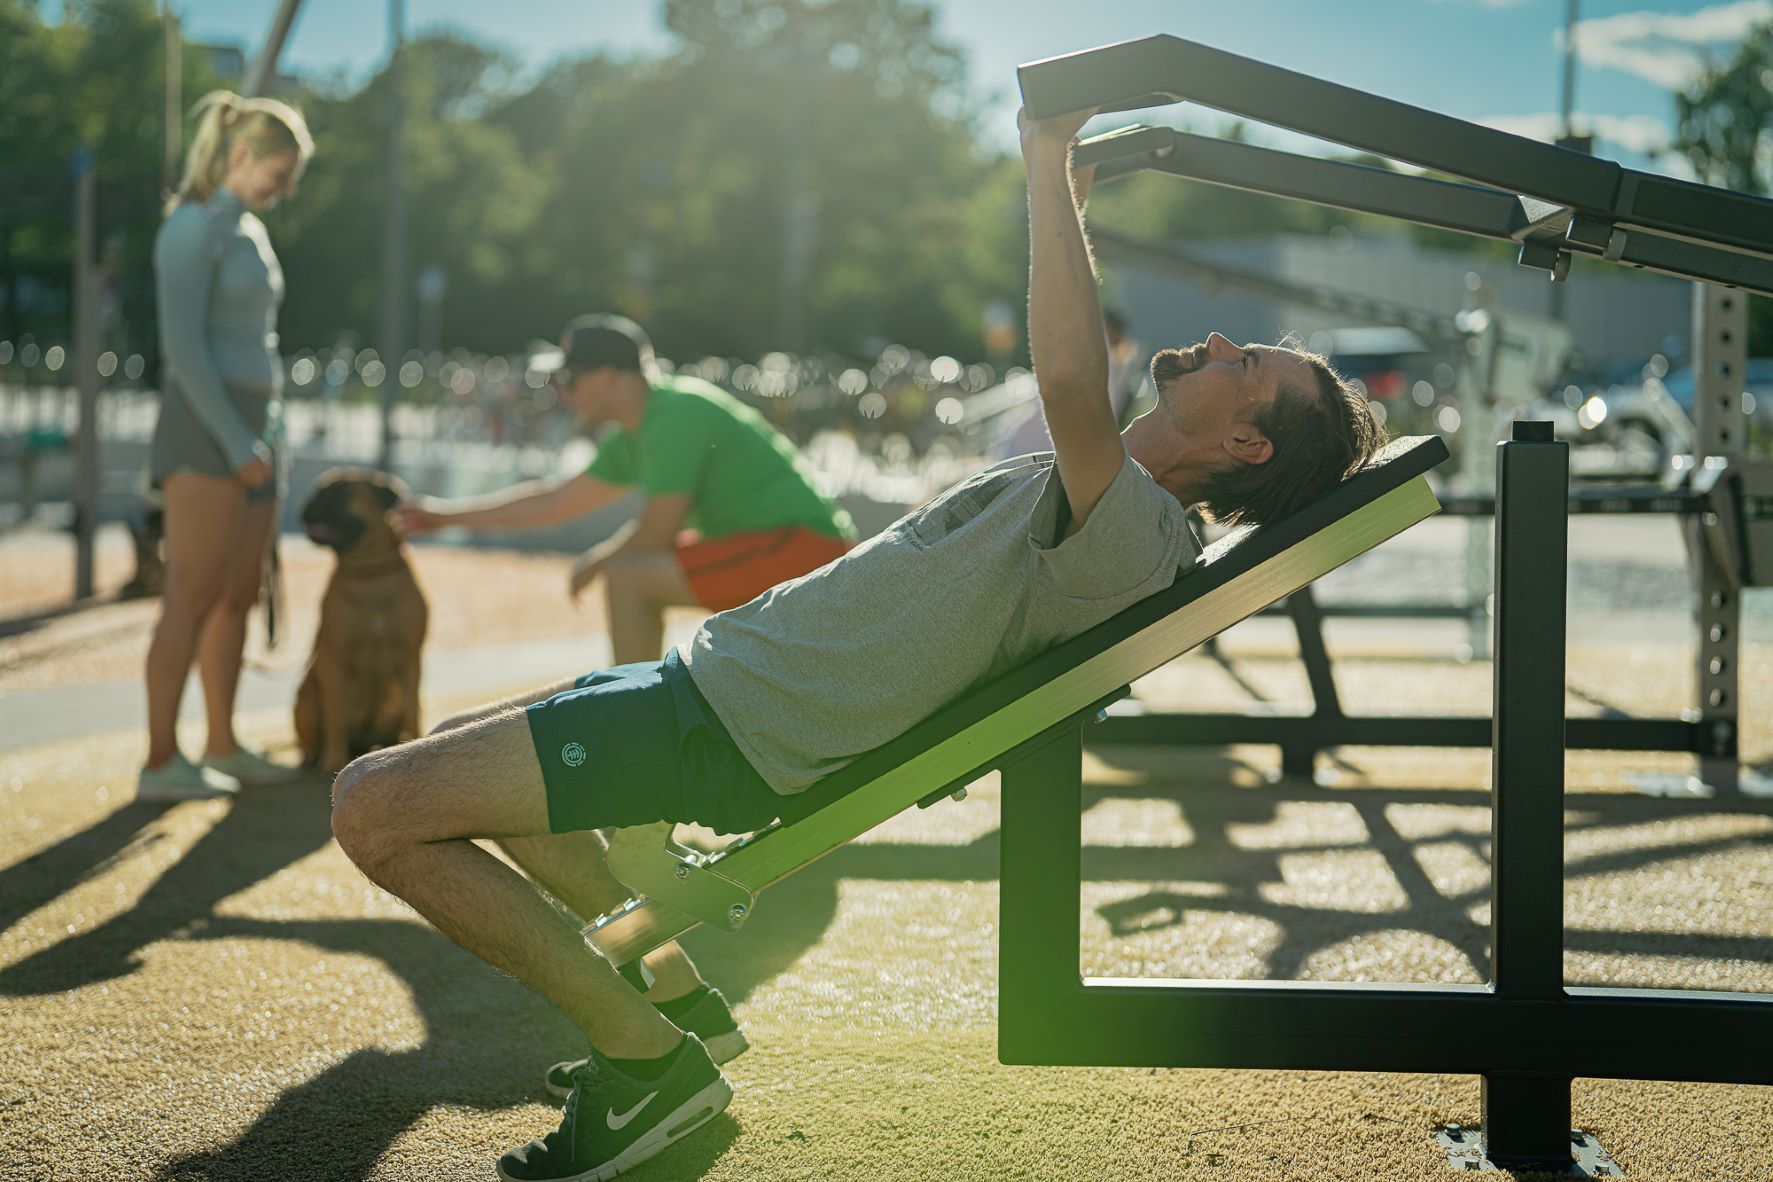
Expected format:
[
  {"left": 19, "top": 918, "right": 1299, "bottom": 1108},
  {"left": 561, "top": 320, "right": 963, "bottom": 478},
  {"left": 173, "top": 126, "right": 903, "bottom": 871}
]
[{"left": 539, "top": 1065, "right": 613, "bottom": 1156}]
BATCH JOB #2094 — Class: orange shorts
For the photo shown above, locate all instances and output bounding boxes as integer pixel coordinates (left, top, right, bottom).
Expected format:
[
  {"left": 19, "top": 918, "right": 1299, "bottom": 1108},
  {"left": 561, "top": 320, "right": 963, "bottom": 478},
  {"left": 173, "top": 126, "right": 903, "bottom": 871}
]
[{"left": 675, "top": 527, "right": 852, "bottom": 611}]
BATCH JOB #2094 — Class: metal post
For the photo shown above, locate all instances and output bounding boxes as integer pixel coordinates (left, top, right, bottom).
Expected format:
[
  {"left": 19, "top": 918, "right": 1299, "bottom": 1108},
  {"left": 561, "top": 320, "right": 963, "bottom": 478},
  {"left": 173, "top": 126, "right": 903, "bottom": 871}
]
[
  {"left": 242, "top": 0, "right": 304, "bottom": 99},
  {"left": 998, "top": 725, "right": 1086, "bottom": 1059},
  {"left": 1558, "top": 0, "right": 1579, "bottom": 145},
  {"left": 162, "top": 4, "right": 181, "bottom": 194},
  {"left": 1692, "top": 284, "right": 1748, "bottom": 796},
  {"left": 775, "top": 69, "right": 816, "bottom": 352},
  {"left": 1548, "top": 0, "right": 1581, "bottom": 321},
  {"left": 71, "top": 150, "right": 100, "bottom": 600},
  {"left": 1281, "top": 586, "right": 1339, "bottom": 779},
  {"left": 1481, "top": 419, "right": 1572, "bottom": 1171},
  {"left": 1457, "top": 306, "right": 1498, "bottom": 659},
  {"left": 377, "top": 0, "right": 407, "bottom": 473}
]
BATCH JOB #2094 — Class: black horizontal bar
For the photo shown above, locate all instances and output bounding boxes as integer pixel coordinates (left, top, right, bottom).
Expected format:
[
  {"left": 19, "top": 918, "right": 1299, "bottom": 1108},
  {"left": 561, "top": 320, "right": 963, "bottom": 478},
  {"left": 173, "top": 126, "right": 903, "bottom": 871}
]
[
  {"left": 1438, "top": 489, "right": 1708, "bottom": 516},
  {"left": 1020, "top": 35, "right": 1773, "bottom": 260},
  {"left": 1110, "top": 128, "right": 1530, "bottom": 241},
  {"left": 1089, "top": 712, "right": 1702, "bottom": 753},
  {"left": 1261, "top": 601, "right": 1473, "bottom": 619},
  {"left": 1001, "top": 980, "right": 1772, "bottom": 1084},
  {"left": 1080, "top": 125, "right": 1773, "bottom": 296}
]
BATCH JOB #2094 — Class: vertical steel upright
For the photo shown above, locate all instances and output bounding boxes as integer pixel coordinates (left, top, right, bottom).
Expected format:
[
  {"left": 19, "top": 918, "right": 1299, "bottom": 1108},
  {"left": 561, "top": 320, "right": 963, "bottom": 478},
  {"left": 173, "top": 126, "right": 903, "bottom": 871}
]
[
  {"left": 162, "top": 4, "right": 181, "bottom": 196},
  {"left": 377, "top": 0, "right": 407, "bottom": 473},
  {"left": 998, "top": 724, "right": 1086, "bottom": 1037},
  {"left": 1481, "top": 419, "right": 1571, "bottom": 1170},
  {"left": 1692, "top": 284, "right": 1750, "bottom": 795},
  {"left": 71, "top": 149, "right": 99, "bottom": 601}
]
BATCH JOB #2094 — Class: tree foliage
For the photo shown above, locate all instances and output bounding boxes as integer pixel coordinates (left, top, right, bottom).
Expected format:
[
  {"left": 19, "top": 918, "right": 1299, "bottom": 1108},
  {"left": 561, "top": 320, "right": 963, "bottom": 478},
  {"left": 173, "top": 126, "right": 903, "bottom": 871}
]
[
  {"left": 0, "top": 0, "right": 219, "bottom": 352},
  {"left": 1674, "top": 18, "right": 1772, "bottom": 351},
  {"left": 17, "top": 0, "right": 1760, "bottom": 362}
]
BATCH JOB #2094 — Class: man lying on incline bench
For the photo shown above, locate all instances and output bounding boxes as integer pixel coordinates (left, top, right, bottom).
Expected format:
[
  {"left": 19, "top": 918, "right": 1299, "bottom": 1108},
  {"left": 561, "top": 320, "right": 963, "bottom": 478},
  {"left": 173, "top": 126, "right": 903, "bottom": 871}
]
[{"left": 329, "top": 103, "right": 1388, "bottom": 1182}]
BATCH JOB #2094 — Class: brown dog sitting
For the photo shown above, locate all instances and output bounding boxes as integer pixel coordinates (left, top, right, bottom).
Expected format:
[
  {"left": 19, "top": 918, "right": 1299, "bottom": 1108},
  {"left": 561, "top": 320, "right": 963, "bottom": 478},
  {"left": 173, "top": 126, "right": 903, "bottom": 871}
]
[{"left": 295, "top": 467, "right": 429, "bottom": 772}]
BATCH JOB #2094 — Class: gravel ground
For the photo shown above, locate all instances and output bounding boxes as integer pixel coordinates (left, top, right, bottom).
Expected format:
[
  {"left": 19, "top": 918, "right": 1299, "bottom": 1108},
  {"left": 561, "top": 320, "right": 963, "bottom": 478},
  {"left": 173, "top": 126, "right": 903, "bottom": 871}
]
[
  {"left": 3, "top": 522, "right": 1771, "bottom": 1181},
  {"left": 3, "top": 659, "right": 1771, "bottom": 1182}
]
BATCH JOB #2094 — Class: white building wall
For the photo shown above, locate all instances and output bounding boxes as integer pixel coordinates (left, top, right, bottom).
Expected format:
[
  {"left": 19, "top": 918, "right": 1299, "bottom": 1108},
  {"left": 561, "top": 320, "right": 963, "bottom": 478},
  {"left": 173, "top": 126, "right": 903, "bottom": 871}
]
[{"left": 1105, "top": 233, "right": 1692, "bottom": 374}]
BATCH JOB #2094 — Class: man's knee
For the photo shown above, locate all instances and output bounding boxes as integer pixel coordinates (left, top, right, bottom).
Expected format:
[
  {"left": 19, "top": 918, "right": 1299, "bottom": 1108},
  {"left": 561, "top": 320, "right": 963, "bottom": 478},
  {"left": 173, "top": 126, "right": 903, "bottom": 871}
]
[
  {"left": 330, "top": 752, "right": 407, "bottom": 871},
  {"left": 602, "top": 552, "right": 672, "bottom": 605}
]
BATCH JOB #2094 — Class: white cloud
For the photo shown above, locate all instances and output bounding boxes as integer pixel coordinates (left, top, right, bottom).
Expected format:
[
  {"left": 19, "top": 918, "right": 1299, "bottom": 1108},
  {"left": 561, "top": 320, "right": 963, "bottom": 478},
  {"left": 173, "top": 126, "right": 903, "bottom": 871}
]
[{"left": 1567, "top": 1, "right": 1773, "bottom": 89}]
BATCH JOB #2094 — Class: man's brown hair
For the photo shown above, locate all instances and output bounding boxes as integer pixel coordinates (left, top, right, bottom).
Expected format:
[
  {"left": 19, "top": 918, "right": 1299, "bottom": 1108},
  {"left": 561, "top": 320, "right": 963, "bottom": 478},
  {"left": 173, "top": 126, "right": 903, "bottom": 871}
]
[{"left": 1194, "top": 341, "right": 1388, "bottom": 527}]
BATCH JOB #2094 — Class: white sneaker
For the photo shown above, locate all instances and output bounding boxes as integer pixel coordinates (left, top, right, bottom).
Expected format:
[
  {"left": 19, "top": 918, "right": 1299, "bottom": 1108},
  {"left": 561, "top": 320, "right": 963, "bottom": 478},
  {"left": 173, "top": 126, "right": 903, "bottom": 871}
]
[
  {"left": 137, "top": 753, "right": 239, "bottom": 801},
  {"left": 201, "top": 747, "right": 303, "bottom": 787}
]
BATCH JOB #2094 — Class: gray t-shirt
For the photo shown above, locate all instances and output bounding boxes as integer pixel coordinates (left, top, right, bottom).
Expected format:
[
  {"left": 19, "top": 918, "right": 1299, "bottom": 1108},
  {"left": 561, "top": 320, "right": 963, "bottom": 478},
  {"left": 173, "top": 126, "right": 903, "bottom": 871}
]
[{"left": 680, "top": 450, "right": 1199, "bottom": 793}]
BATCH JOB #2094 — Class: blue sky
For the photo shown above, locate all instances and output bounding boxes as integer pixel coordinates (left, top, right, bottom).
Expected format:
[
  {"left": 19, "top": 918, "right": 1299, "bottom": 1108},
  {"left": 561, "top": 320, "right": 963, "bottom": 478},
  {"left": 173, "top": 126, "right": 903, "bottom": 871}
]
[{"left": 150, "top": 0, "right": 1773, "bottom": 177}]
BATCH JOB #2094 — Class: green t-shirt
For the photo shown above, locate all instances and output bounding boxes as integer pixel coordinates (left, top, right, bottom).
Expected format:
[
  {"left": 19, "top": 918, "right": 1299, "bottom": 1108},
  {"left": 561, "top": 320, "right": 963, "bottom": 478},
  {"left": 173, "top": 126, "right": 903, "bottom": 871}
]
[{"left": 586, "top": 373, "right": 855, "bottom": 541}]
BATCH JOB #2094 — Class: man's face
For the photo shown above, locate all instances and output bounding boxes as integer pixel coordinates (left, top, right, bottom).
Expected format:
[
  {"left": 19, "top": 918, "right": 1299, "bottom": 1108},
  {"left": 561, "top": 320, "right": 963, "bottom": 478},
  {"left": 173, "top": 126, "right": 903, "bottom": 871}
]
[
  {"left": 1153, "top": 332, "right": 1313, "bottom": 451},
  {"left": 555, "top": 366, "right": 607, "bottom": 425}
]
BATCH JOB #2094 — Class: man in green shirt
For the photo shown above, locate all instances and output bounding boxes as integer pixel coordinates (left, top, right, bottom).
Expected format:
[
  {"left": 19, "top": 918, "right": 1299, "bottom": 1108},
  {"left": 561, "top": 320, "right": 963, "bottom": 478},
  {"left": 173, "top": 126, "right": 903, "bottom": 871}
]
[{"left": 398, "top": 314, "right": 855, "bottom": 664}]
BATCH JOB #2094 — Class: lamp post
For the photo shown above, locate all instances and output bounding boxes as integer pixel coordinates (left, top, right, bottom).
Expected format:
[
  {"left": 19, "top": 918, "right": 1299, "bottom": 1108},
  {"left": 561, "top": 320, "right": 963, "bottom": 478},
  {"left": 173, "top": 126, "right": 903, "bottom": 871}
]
[{"left": 377, "top": 0, "right": 408, "bottom": 473}]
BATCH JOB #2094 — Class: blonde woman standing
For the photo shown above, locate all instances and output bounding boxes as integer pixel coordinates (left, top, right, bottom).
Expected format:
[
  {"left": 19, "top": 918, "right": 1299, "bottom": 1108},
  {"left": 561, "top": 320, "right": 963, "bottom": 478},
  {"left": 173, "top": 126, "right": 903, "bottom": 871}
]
[{"left": 139, "top": 91, "right": 313, "bottom": 800}]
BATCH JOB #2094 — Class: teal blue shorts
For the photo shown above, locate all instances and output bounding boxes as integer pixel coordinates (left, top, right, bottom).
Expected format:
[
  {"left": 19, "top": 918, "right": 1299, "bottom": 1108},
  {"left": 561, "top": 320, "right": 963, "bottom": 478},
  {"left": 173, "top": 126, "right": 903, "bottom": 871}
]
[{"left": 524, "top": 648, "right": 783, "bottom": 837}]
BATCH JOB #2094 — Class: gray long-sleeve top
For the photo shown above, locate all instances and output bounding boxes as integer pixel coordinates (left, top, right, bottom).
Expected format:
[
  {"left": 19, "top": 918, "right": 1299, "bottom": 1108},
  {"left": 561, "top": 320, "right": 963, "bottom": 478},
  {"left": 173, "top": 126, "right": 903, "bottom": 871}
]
[{"left": 153, "top": 188, "right": 285, "bottom": 470}]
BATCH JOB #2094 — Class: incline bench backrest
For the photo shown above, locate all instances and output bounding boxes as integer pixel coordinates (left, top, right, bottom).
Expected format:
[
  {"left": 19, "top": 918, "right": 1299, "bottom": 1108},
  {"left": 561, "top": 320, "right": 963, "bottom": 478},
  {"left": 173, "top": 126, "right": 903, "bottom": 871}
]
[{"left": 776, "top": 434, "right": 1450, "bottom": 826}]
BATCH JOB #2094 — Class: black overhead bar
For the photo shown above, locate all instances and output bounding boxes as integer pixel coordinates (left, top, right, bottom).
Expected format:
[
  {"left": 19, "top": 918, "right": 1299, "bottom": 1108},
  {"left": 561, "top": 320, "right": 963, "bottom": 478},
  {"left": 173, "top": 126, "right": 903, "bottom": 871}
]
[
  {"left": 1019, "top": 35, "right": 1773, "bottom": 258},
  {"left": 1022, "top": 36, "right": 1773, "bottom": 295},
  {"left": 1075, "top": 125, "right": 1533, "bottom": 240},
  {"left": 1070, "top": 124, "right": 1773, "bottom": 297}
]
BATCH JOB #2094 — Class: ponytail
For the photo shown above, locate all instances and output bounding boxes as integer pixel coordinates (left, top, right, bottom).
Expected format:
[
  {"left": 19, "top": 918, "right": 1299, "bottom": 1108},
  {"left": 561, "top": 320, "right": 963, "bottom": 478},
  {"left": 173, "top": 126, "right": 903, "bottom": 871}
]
[{"left": 165, "top": 90, "right": 314, "bottom": 215}]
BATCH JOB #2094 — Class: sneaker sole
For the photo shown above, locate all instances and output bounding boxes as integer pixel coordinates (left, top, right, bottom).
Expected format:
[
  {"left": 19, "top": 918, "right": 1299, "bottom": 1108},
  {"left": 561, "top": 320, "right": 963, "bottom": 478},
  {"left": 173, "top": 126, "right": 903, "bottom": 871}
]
[
  {"left": 498, "top": 1076, "right": 733, "bottom": 1182},
  {"left": 700, "top": 1029, "right": 749, "bottom": 1067},
  {"left": 544, "top": 1031, "right": 749, "bottom": 1100}
]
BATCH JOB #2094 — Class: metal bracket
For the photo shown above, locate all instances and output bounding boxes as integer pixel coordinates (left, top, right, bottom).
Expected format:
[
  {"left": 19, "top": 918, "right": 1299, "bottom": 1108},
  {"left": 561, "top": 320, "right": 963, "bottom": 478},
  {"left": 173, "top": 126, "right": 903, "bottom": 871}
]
[
  {"left": 1517, "top": 239, "right": 1572, "bottom": 282},
  {"left": 604, "top": 822, "right": 757, "bottom": 932},
  {"left": 1435, "top": 1124, "right": 1622, "bottom": 1176}
]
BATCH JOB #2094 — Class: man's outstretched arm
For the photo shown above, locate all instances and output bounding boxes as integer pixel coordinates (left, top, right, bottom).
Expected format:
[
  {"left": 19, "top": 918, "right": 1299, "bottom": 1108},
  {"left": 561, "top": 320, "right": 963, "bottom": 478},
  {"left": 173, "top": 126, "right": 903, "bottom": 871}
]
[
  {"left": 1022, "top": 106, "right": 1123, "bottom": 530},
  {"left": 397, "top": 472, "right": 625, "bottom": 535}
]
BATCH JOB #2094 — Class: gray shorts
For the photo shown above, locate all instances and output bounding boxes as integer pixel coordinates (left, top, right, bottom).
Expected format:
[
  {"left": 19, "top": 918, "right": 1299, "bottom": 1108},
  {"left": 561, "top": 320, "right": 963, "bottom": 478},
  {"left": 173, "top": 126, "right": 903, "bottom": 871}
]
[{"left": 149, "top": 384, "right": 286, "bottom": 504}]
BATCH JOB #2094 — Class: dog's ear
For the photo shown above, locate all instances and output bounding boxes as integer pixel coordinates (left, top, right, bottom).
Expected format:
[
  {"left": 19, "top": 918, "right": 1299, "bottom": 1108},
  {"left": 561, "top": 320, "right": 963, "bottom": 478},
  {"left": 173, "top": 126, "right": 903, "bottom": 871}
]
[{"left": 373, "top": 481, "right": 401, "bottom": 512}]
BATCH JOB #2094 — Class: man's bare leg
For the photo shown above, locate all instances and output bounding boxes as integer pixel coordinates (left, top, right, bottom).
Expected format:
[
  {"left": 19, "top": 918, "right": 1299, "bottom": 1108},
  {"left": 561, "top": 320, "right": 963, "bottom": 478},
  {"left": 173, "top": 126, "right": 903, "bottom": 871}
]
[
  {"left": 602, "top": 550, "right": 699, "bottom": 666},
  {"left": 330, "top": 708, "right": 679, "bottom": 1059},
  {"left": 430, "top": 678, "right": 707, "bottom": 1001},
  {"left": 500, "top": 830, "right": 704, "bottom": 999}
]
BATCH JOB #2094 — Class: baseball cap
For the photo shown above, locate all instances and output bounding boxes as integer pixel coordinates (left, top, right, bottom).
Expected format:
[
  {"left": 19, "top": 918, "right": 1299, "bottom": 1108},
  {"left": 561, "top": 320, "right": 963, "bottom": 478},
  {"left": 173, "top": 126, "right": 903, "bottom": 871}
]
[{"left": 537, "top": 313, "right": 655, "bottom": 382}]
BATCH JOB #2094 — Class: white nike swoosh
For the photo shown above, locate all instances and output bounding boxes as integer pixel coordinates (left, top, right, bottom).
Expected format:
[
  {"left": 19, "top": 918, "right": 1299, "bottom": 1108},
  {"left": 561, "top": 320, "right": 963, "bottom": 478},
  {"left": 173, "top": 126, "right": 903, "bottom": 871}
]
[{"left": 606, "top": 1090, "right": 659, "bottom": 1131}]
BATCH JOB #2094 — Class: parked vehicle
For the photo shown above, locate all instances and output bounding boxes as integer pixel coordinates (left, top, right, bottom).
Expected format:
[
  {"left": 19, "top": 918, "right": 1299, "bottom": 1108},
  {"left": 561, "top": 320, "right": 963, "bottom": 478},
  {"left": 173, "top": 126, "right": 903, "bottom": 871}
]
[{"left": 1586, "top": 356, "right": 1773, "bottom": 461}]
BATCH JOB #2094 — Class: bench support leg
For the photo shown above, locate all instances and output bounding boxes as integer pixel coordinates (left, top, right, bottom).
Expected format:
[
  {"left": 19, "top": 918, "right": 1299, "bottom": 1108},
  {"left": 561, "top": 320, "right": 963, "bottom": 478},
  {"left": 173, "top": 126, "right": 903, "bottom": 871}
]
[
  {"left": 999, "top": 722, "right": 1086, "bottom": 1058},
  {"left": 1480, "top": 1071, "right": 1574, "bottom": 1171}
]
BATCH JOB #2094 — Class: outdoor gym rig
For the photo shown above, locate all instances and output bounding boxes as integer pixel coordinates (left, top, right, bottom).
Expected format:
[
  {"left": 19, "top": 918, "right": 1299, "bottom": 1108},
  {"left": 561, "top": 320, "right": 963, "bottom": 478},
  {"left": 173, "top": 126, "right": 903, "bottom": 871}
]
[
  {"left": 1038, "top": 36, "right": 1773, "bottom": 799},
  {"left": 590, "top": 422, "right": 1765, "bottom": 1172},
  {"left": 585, "top": 37, "right": 1773, "bottom": 1176}
]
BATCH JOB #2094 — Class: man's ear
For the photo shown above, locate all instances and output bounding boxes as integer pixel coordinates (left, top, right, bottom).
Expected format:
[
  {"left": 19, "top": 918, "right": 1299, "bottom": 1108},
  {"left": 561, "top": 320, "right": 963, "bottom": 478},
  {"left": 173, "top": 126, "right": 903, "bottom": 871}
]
[{"left": 1224, "top": 428, "right": 1273, "bottom": 467}]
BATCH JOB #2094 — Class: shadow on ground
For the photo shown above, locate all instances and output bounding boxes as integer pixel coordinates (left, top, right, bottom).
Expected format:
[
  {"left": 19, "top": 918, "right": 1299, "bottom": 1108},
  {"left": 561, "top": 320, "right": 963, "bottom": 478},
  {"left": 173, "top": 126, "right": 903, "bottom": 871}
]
[
  {"left": 0, "top": 775, "right": 335, "bottom": 997},
  {"left": 5, "top": 741, "right": 1770, "bottom": 1177},
  {"left": 151, "top": 915, "right": 744, "bottom": 1182}
]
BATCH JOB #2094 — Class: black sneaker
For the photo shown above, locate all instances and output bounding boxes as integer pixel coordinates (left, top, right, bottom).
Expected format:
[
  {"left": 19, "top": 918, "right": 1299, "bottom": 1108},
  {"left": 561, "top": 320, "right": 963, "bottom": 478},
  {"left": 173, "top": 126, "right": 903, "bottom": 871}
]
[
  {"left": 499, "top": 1034, "right": 731, "bottom": 1182},
  {"left": 545, "top": 987, "right": 748, "bottom": 1100}
]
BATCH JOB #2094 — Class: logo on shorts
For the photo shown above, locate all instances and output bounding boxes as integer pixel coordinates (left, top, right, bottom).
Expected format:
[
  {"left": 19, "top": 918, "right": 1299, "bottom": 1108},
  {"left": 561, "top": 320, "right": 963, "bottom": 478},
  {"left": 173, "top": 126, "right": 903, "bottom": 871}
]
[{"left": 561, "top": 741, "right": 587, "bottom": 768}]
